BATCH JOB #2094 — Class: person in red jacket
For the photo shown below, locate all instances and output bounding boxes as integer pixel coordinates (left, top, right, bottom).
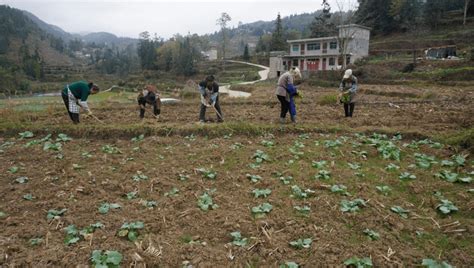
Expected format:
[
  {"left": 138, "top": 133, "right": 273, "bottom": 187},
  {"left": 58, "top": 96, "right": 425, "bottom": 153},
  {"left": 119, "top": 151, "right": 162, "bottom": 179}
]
[{"left": 61, "top": 81, "right": 99, "bottom": 124}]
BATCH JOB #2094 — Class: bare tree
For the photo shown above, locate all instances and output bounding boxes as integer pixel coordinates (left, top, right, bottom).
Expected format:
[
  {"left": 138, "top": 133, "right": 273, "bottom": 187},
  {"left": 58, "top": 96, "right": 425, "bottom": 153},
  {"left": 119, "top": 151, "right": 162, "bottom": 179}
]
[
  {"left": 334, "top": 0, "right": 359, "bottom": 70},
  {"left": 464, "top": 0, "right": 472, "bottom": 26},
  {"left": 216, "top": 12, "right": 231, "bottom": 71}
]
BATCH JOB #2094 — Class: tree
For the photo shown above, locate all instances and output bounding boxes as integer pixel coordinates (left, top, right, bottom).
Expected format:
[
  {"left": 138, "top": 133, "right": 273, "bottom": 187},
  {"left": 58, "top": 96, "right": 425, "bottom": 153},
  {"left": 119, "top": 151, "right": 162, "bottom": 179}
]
[
  {"left": 137, "top": 31, "right": 161, "bottom": 70},
  {"left": 310, "top": 0, "right": 334, "bottom": 37},
  {"left": 355, "top": 0, "right": 396, "bottom": 34},
  {"left": 243, "top": 44, "right": 250, "bottom": 61},
  {"left": 390, "top": 0, "right": 424, "bottom": 32},
  {"left": 270, "top": 13, "right": 287, "bottom": 51},
  {"left": 464, "top": 0, "right": 472, "bottom": 25},
  {"left": 335, "top": 0, "right": 359, "bottom": 69},
  {"left": 216, "top": 12, "right": 231, "bottom": 70}
]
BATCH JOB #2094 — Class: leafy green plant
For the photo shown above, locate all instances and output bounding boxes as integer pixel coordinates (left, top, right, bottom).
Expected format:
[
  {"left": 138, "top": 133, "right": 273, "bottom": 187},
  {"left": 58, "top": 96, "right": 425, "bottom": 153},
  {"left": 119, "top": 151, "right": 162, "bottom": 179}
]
[
  {"left": 82, "top": 152, "right": 93, "bottom": 158},
  {"left": 98, "top": 203, "right": 122, "bottom": 214},
  {"left": 196, "top": 168, "right": 217, "bottom": 180},
  {"left": 246, "top": 173, "right": 262, "bottom": 183},
  {"left": 436, "top": 199, "right": 458, "bottom": 215},
  {"left": 64, "top": 222, "right": 104, "bottom": 245},
  {"left": 47, "top": 208, "right": 67, "bottom": 220},
  {"left": 164, "top": 187, "right": 179, "bottom": 197},
  {"left": 331, "top": 184, "right": 350, "bottom": 196},
  {"left": 366, "top": 134, "right": 401, "bottom": 161},
  {"left": 184, "top": 134, "right": 196, "bottom": 141},
  {"left": 29, "top": 237, "right": 43, "bottom": 246},
  {"left": 391, "top": 206, "right": 409, "bottom": 218},
  {"left": 132, "top": 171, "right": 149, "bottom": 182},
  {"left": 125, "top": 191, "right": 138, "bottom": 200},
  {"left": 340, "top": 199, "right": 366, "bottom": 212},
  {"left": 56, "top": 133, "right": 72, "bottom": 142},
  {"left": 8, "top": 166, "right": 19, "bottom": 173},
  {"left": 91, "top": 250, "right": 123, "bottom": 268},
  {"left": 253, "top": 150, "right": 269, "bottom": 163},
  {"left": 117, "top": 221, "right": 144, "bottom": 241},
  {"left": 294, "top": 205, "right": 311, "bottom": 215},
  {"left": 312, "top": 160, "right": 327, "bottom": 169},
  {"left": 434, "top": 170, "right": 471, "bottom": 183},
  {"left": 290, "top": 185, "right": 315, "bottom": 199},
  {"left": 279, "top": 261, "right": 299, "bottom": 268},
  {"left": 101, "top": 145, "right": 121, "bottom": 154},
  {"left": 251, "top": 203, "right": 273, "bottom": 217},
  {"left": 23, "top": 194, "right": 34, "bottom": 201},
  {"left": 440, "top": 160, "right": 454, "bottom": 167},
  {"left": 324, "top": 139, "right": 342, "bottom": 149},
  {"left": 19, "top": 131, "right": 34, "bottom": 139},
  {"left": 289, "top": 238, "right": 312, "bottom": 249},
  {"left": 252, "top": 188, "right": 271, "bottom": 198},
  {"left": 15, "top": 176, "right": 29, "bottom": 184},
  {"left": 314, "top": 170, "right": 331, "bottom": 180},
  {"left": 451, "top": 154, "right": 466, "bottom": 167},
  {"left": 230, "top": 231, "right": 248, "bottom": 247},
  {"left": 348, "top": 163, "right": 361, "bottom": 170},
  {"left": 421, "top": 259, "right": 452, "bottom": 268},
  {"left": 178, "top": 173, "right": 189, "bottom": 181},
  {"left": 344, "top": 257, "right": 373, "bottom": 267},
  {"left": 261, "top": 140, "right": 274, "bottom": 147},
  {"left": 131, "top": 134, "right": 144, "bottom": 142},
  {"left": 43, "top": 142, "right": 62, "bottom": 151},
  {"left": 385, "top": 163, "right": 400, "bottom": 171},
  {"left": 140, "top": 200, "right": 157, "bottom": 208},
  {"left": 414, "top": 153, "right": 437, "bottom": 169},
  {"left": 363, "top": 229, "right": 380, "bottom": 240},
  {"left": 399, "top": 172, "right": 416, "bottom": 180},
  {"left": 197, "top": 191, "right": 218, "bottom": 211},
  {"left": 376, "top": 185, "right": 391, "bottom": 195},
  {"left": 230, "top": 142, "right": 243, "bottom": 150},
  {"left": 279, "top": 175, "right": 293, "bottom": 185}
]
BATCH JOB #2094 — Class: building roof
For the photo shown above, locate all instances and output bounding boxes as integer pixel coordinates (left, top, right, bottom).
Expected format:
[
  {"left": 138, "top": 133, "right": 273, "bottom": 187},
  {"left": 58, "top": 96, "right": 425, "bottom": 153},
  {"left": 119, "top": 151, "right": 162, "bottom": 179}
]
[
  {"left": 287, "top": 36, "right": 338, "bottom": 44},
  {"left": 336, "top": 24, "right": 372, "bottom": 30}
]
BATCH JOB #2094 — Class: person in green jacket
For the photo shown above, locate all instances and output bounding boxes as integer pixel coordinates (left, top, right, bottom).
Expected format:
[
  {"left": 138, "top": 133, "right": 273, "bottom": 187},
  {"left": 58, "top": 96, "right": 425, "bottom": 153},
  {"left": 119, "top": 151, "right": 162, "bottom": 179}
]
[{"left": 61, "top": 81, "right": 99, "bottom": 124}]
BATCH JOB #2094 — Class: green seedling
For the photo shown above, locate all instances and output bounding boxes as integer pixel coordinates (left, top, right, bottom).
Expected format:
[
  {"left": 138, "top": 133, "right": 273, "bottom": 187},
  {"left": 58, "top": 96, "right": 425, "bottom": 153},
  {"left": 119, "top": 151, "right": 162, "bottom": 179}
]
[
  {"left": 246, "top": 173, "right": 262, "bottom": 183},
  {"left": 251, "top": 203, "right": 273, "bottom": 217},
  {"left": 197, "top": 192, "right": 218, "bottom": 211},
  {"left": 376, "top": 185, "right": 391, "bottom": 195},
  {"left": 98, "top": 203, "right": 121, "bottom": 214},
  {"left": 324, "top": 139, "right": 342, "bottom": 149},
  {"left": 15, "top": 176, "right": 29, "bottom": 184},
  {"left": 56, "top": 133, "right": 72, "bottom": 142},
  {"left": 82, "top": 152, "right": 93, "bottom": 158},
  {"left": 230, "top": 142, "right": 243, "bottom": 150},
  {"left": 363, "top": 229, "right": 380, "bottom": 240},
  {"left": 348, "top": 163, "right": 361, "bottom": 170},
  {"left": 279, "top": 261, "right": 299, "bottom": 268},
  {"left": 252, "top": 188, "right": 271, "bottom": 198},
  {"left": 19, "top": 131, "right": 34, "bottom": 139},
  {"left": 131, "top": 134, "right": 144, "bottom": 142},
  {"left": 291, "top": 185, "right": 315, "bottom": 199},
  {"left": 47, "top": 208, "right": 67, "bottom": 219},
  {"left": 436, "top": 199, "right": 458, "bottom": 215},
  {"left": 385, "top": 163, "right": 400, "bottom": 171},
  {"left": 279, "top": 176, "right": 293, "bottom": 185},
  {"left": 125, "top": 191, "right": 138, "bottom": 200},
  {"left": 140, "top": 200, "right": 157, "bottom": 208},
  {"left": 8, "top": 166, "right": 19, "bottom": 174},
  {"left": 101, "top": 145, "right": 121, "bottom": 154},
  {"left": 64, "top": 222, "right": 104, "bottom": 245},
  {"left": 29, "top": 238, "right": 43, "bottom": 246},
  {"left": 340, "top": 199, "right": 366, "bottom": 212},
  {"left": 196, "top": 168, "right": 217, "bottom": 180},
  {"left": 178, "top": 173, "right": 189, "bottom": 181},
  {"left": 184, "top": 134, "right": 196, "bottom": 141},
  {"left": 43, "top": 142, "right": 62, "bottom": 151},
  {"left": 91, "top": 250, "right": 123, "bottom": 268},
  {"left": 391, "top": 206, "right": 409, "bottom": 218},
  {"left": 253, "top": 150, "right": 270, "bottom": 163},
  {"left": 230, "top": 231, "right": 248, "bottom": 247},
  {"left": 451, "top": 154, "right": 466, "bottom": 167},
  {"left": 331, "top": 184, "right": 350, "bottom": 196},
  {"left": 261, "top": 140, "right": 274, "bottom": 147},
  {"left": 289, "top": 238, "right": 312, "bottom": 249},
  {"left": 414, "top": 153, "right": 437, "bottom": 169},
  {"left": 23, "top": 194, "right": 34, "bottom": 201},
  {"left": 344, "top": 257, "right": 373, "bottom": 267},
  {"left": 132, "top": 171, "right": 148, "bottom": 181},
  {"left": 421, "top": 259, "right": 452, "bottom": 268},
  {"left": 434, "top": 170, "right": 471, "bottom": 183},
  {"left": 399, "top": 172, "right": 416, "bottom": 180},
  {"left": 440, "top": 160, "right": 454, "bottom": 167},
  {"left": 117, "top": 221, "right": 144, "bottom": 241},
  {"left": 164, "top": 187, "right": 179, "bottom": 197},
  {"left": 72, "top": 164, "right": 83, "bottom": 170},
  {"left": 294, "top": 205, "right": 311, "bottom": 215},
  {"left": 314, "top": 170, "right": 331, "bottom": 180},
  {"left": 312, "top": 160, "right": 327, "bottom": 169}
]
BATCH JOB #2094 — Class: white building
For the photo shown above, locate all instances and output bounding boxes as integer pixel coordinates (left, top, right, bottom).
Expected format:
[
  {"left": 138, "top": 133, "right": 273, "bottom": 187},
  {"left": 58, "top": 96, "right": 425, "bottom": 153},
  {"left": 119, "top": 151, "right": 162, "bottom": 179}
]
[
  {"left": 269, "top": 24, "right": 371, "bottom": 78},
  {"left": 202, "top": 49, "right": 218, "bottom": 61}
]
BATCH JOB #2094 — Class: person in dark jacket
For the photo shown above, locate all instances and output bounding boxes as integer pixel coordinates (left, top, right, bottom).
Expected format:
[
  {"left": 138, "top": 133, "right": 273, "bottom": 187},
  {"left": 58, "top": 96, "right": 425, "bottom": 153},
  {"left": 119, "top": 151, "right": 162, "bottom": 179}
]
[
  {"left": 137, "top": 84, "right": 161, "bottom": 119},
  {"left": 339, "top": 69, "right": 358, "bottom": 117},
  {"left": 275, "top": 67, "right": 301, "bottom": 124},
  {"left": 61, "top": 81, "right": 99, "bottom": 124},
  {"left": 198, "top": 75, "right": 223, "bottom": 123}
]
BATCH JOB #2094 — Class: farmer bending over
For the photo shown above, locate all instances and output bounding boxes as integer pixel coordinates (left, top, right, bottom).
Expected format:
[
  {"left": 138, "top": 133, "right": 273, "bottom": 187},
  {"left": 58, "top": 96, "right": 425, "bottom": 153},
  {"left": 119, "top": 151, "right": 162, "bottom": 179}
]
[
  {"left": 61, "top": 81, "right": 99, "bottom": 124},
  {"left": 138, "top": 84, "right": 161, "bottom": 119},
  {"left": 198, "top": 75, "right": 223, "bottom": 123},
  {"left": 275, "top": 67, "right": 301, "bottom": 124},
  {"left": 338, "top": 69, "right": 358, "bottom": 117}
]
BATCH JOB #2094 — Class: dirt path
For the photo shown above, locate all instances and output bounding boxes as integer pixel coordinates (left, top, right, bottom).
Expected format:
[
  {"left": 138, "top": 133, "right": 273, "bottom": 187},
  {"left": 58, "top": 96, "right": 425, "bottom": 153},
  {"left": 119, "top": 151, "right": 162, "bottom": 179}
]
[{"left": 220, "top": 60, "right": 270, "bottom": 98}]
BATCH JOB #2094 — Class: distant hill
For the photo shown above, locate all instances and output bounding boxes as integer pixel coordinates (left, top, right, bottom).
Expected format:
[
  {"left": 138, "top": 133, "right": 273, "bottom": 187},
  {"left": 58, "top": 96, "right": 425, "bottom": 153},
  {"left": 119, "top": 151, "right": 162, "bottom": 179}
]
[
  {"left": 81, "top": 32, "right": 138, "bottom": 48},
  {"left": 21, "top": 10, "right": 75, "bottom": 41}
]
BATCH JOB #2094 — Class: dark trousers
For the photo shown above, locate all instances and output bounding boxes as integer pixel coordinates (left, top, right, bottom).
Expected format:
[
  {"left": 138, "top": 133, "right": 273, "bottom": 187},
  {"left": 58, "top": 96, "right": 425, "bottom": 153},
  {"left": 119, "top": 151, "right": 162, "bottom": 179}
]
[
  {"left": 199, "top": 98, "right": 223, "bottom": 121},
  {"left": 277, "top": 95, "right": 290, "bottom": 118},
  {"left": 138, "top": 93, "right": 160, "bottom": 118},
  {"left": 344, "top": 103, "right": 355, "bottom": 117},
  {"left": 61, "top": 93, "right": 80, "bottom": 124}
]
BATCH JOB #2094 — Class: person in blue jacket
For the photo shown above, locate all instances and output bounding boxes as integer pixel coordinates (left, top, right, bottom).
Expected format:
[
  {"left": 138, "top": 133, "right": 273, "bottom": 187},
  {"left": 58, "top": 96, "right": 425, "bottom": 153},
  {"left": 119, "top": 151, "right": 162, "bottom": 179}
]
[
  {"left": 275, "top": 67, "right": 301, "bottom": 124},
  {"left": 61, "top": 81, "right": 99, "bottom": 124},
  {"left": 198, "top": 75, "right": 223, "bottom": 123}
]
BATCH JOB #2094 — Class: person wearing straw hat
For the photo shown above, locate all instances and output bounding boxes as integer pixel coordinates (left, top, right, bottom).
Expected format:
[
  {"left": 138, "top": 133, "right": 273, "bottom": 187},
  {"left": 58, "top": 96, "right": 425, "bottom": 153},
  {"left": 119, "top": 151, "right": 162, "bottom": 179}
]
[
  {"left": 198, "top": 75, "right": 223, "bottom": 123},
  {"left": 338, "top": 69, "right": 358, "bottom": 117},
  {"left": 61, "top": 81, "right": 99, "bottom": 124},
  {"left": 275, "top": 66, "right": 302, "bottom": 124},
  {"left": 137, "top": 84, "right": 161, "bottom": 119}
]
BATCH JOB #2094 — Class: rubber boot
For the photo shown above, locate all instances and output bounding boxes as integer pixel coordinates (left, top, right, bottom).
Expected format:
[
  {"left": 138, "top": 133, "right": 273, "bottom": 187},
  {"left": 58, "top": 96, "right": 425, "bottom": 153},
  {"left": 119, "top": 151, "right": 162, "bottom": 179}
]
[
  {"left": 279, "top": 117, "right": 286, "bottom": 124},
  {"left": 291, "top": 115, "right": 296, "bottom": 124}
]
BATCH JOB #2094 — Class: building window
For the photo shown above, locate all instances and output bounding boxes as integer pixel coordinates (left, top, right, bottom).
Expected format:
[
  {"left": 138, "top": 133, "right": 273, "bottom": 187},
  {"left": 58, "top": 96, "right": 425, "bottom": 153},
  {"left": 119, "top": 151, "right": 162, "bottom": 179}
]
[
  {"left": 329, "top": 57, "right": 335, "bottom": 66},
  {"left": 292, "top": 45, "right": 299, "bottom": 52},
  {"left": 307, "top": 43, "right": 320, "bottom": 50},
  {"left": 329, "top": 41, "right": 337, "bottom": 49},
  {"left": 292, "top": 59, "right": 299, "bottom": 66},
  {"left": 346, "top": 55, "right": 351, "bottom": 65}
]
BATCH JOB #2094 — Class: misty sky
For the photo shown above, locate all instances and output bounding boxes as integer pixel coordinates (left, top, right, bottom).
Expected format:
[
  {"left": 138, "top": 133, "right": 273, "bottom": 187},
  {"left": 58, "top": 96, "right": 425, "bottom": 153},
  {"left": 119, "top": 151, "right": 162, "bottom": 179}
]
[{"left": 1, "top": 0, "right": 358, "bottom": 39}]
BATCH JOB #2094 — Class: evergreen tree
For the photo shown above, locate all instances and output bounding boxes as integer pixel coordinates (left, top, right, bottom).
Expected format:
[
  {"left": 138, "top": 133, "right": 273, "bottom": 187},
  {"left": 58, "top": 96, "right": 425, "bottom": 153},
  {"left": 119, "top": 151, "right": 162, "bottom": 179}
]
[
  {"left": 270, "top": 13, "right": 287, "bottom": 51},
  {"left": 355, "top": 0, "right": 396, "bottom": 34},
  {"left": 310, "top": 0, "right": 334, "bottom": 37},
  {"left": 243, "top": 44, "right": 250, "bottom": 61}
]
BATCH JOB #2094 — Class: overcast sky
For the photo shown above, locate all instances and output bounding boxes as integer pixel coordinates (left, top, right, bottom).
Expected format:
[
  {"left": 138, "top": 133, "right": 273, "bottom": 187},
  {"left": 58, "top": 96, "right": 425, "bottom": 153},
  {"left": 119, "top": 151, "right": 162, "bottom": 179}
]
[{"left": 1, "top": 0, "right": 358, "bottom": 39}]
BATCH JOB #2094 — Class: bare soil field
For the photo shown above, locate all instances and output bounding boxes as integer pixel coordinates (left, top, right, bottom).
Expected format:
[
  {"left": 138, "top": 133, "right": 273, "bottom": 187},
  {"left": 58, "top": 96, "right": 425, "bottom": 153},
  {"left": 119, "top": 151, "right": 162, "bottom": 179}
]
[{"left": 0, "top": 83, "right": 473, "bottom": 267}]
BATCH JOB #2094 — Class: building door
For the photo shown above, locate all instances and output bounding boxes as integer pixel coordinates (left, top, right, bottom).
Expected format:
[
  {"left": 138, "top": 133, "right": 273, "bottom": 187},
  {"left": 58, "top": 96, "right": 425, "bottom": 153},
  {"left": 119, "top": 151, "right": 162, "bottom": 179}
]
[
  {"left": 300, "top": 59, "right": 304, "bottom": 70},
  {"left": 300, "top": 44, "right": 305, "bottom": 55},
  {"left": 307, "top": 59, "right": 319, "bottom": 71},
  {"left": 322, "top": 58, "right": 327, "bottom": 70}
]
